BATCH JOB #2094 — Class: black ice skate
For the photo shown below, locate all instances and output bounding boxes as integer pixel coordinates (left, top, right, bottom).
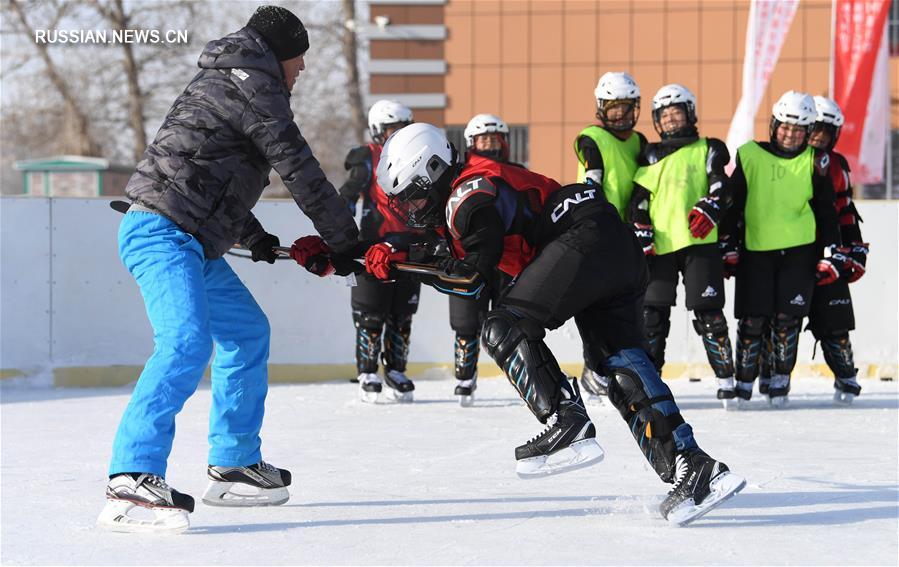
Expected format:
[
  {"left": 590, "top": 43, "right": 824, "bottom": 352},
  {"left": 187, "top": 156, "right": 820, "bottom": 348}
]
[
  {"left": 833, "top": 376, "right": 861, "bottom": 405},
  {"left": 384, "top": 369, "right": 415, "bottom": 403},
  {"left": 734, "top": 381, "right": 754, "bottom": 409},
  {"left": 767, "top": 374, "right": 791, "bottom": 408},
  {"left": 660, "top": 449, "right": 746, "bottom": 526},
  {"left": 358, "top": 372, "right": 382, "bottom": 403},
  {"left": 580, "top": 367, "right": 609, "bottom": 405},
  {"left": 454, "top": 374, "right": 477, "bottom": 407},
  {"left": 716, "top": 377, "right": 736, "bottom": 411},
  {"left": 515, "top": 380, "right": 604, "bottom": 478},
  {"left": 202, "top": 461, "right": 291, "bottom": 507},
  {"left": 97, "top": 473, "right": 194, "bottom": 533}
]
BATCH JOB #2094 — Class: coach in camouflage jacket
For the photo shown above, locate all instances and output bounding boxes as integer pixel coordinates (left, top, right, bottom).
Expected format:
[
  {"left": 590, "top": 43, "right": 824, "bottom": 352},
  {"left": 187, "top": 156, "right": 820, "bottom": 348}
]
[
  {"left": 104, "top": 7, "right": 348, "bottom": 516},
  {"left": 124, "top": 14, "right": 358, "bottom": 258}
]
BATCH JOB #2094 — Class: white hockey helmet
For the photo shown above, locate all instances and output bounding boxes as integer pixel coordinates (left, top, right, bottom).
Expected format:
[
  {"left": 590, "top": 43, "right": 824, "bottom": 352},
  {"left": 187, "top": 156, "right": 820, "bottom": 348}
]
[
  {"left": 770, "top": 91, "right": 816, "bottom": 151},
  {"left": 812, "top": 96, "right": 844, "bottom": 127},
  {"left": 463, "top": 113, "right": 509, "bottom": 148},
  {"left": 594, "top": 72, "right": 641, "bottom": 131},
  {"left": 376, "top": 123, "right": 455, "bottom": 227},
  {"left": 368, "top": 99, "right": 414, "bottom": 144},
  {"left": 810, "top": 95, "right": 844, "bottom": 150},
  {"left": 772, "top": 91, "right": 817, "bottom": 127},
  {"left": 651, "top": 83, "right": 698, "bottom": 138}
]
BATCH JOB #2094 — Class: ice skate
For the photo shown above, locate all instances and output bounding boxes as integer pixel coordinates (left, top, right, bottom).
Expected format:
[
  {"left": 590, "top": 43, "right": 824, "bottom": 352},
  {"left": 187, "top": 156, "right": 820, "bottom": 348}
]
[
  {"left": 202, "top": 461, "right": 291, "bottom": 507},
  {"left": 758, "top": 376, "right": 771, "bottom": 396},
  {"left": 767, "top": 374, "right": 790, "bottom": 408},
  {"left": 358, "top": 372, "right": 382, "bottom": 403},
  {"left": 716, "top": 377, "right": 736, "bottom": 410},
  {"left": 515, "top": 380, "right": 604, "bottom": 478},
  {"left": 833, "top": 376, "right": 861, "bottom": 405},
  {"left": 660, "top": 449, "right": 746, "bottom": 526},
  {"left": 97, "top": 473, "right": 194, "bottom": 534},
  {"left": 580, "top": 367, "right": 609, "bottom": 405},
  {"left": 384, "top": 369, "right": 414, "bottom": 403},
  {"left": 734, "top": 381, "right": 753, "bottom": 409},
  {"left": 454, "top": 375, "right": 477, "bottom": 407}
]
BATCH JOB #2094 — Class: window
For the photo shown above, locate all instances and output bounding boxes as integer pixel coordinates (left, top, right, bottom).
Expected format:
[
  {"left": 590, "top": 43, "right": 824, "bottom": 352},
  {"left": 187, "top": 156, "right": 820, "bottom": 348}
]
[
  {"left": 444, "top": 125, "right": 530, "bottom": 167},
  {"left": 891, "top": 0, "right": 899, "bottom": 56}
]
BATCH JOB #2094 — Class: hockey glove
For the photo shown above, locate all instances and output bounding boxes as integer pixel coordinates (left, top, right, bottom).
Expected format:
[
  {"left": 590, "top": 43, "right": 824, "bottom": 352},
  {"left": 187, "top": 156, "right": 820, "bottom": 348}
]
[
  {"left": 816, "top": 247, "right": 852, "bottom": 286},
  {"left": 290, "top": 235, "right": 334, "bottom": 277},
  {"left": 250, "top": 233, "right": 280, "bottom": 264},
  {"left": 845, "top": 242, "right": 869, "bottom": 283},
  {"left": 719, "top": 237, "right": 739, "bottom": 279},
  {"left": 633, "top": 223, "right": 655, "bottom": 256},
  {"left": 688, "top": 197, "right": 720, "bottom": 239},
  {"left": 365, "top": 242, "right": 408, "bottom": 281}
]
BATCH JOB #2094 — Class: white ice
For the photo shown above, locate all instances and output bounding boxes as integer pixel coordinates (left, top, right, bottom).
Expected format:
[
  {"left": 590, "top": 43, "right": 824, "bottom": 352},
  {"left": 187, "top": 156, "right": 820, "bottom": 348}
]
[{"left": 2, "top": 374, "right": 897, "bottom": 565}]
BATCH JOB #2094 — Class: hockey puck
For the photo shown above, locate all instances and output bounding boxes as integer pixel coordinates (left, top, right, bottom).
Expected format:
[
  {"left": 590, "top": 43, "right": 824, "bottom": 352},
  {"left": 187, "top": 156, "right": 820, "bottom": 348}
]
[{"left": 688, "top": 377, "right": 701, "bottom": 382}]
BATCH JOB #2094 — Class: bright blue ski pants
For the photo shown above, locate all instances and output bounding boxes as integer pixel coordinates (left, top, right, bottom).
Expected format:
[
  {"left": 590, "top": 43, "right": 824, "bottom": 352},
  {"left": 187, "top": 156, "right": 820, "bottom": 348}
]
[{"left": 109, "top": 211, "right": 270, "bottom": 477}]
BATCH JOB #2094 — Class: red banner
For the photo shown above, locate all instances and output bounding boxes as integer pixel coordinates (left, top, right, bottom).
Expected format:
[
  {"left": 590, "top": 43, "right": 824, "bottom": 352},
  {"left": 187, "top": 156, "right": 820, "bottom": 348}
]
[{"left": 832, "top": 0, "right": 890, "bottom": 183}]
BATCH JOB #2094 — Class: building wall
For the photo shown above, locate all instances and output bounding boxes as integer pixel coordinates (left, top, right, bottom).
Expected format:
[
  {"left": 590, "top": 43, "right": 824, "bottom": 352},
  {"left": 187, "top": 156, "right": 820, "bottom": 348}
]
[{"left": 368, "top": 0, "right": 897, "bottom": 185}]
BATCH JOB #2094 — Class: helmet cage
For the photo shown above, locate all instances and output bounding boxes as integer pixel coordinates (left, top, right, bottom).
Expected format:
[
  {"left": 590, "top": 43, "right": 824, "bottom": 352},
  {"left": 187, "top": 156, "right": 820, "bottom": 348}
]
[
  {"left": 651, "top": 102, "right": 698, "bottom": 139},
  {"left": 596, "top": 98, "right": 641, "bottom": 131},
  {"left": 387, "top": 175, "right": 446, "bottom": 228}
]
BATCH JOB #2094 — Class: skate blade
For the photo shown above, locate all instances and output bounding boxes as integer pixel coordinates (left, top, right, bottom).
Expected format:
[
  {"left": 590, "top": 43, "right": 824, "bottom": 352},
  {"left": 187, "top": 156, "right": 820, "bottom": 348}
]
[
  {"left": 667, "top": 472, "right": 747, "bottom": 527},
  {"left": 359, "top": 385, "right": 381, "bottom": 404},
  {"left": 386, "top": 389, "right": 414, "bottom": 404},
  {"left": 833, "top": 390, "right": 856, "bottom": 405},
  {"left": 202, "top": 481, "right": 289, "bottom": 507},
  {"left": 458, "top": 393, "right": 475, "bottom": 407},
  {"left": 768, "top": 395, "right": 789, "bottom": 408},
  {"left": 721, "top": 398, "right": 738, "bottom": 411},
  {"left": 516, "top": 439, "right": 605, "bottom": 479},
  {"left": 97, "top": 499, "right": 190, "bottom": 534}
]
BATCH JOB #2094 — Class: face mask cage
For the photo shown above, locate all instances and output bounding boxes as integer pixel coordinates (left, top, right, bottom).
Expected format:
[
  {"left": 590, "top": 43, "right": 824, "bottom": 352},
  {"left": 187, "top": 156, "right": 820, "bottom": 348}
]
[
  {"left": 810, "top": 122, "right": 840, "bottom": 151},
  {"left": 769, "top": 117, "right": 811, "bottom": 154},
  {"left": 596, "top": 99, "right": 641, "bottom": 131},
  {"left": 651, "top": 102, "right": 698, "bottom": 139},
  {"left": 371, "top": 121, "right": 413, "bottom": 145},
  {"left": 387, "top": 175, "right": 444, "bottom": 228}
]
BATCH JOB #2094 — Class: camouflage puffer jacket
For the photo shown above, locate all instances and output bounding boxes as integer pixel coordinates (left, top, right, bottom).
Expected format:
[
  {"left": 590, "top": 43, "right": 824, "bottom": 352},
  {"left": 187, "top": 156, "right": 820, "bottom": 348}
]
[{"left": 125, "top": 26, "right": 358, "bottom": 258}]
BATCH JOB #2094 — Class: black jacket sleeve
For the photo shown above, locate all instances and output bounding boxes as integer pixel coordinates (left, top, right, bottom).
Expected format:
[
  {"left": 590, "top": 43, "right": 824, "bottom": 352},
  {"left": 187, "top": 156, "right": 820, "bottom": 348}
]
[
  {"left": 577, "top": 135, "right": 605, "bottom": 185},
  {"left": 241, "top": 88, "right": 359, "bottom": 253},
  {"left": 628, "top": 183, "right": 652, "bottom": 226},
  {"left": 811, "top": 150, "right": 841, "bottom": 250},
  {"left": 719, "top": 154, "right": 746, "bottom": 246},
  {"left": 705, "top": 138, "right": 732, "bottom": 211}
]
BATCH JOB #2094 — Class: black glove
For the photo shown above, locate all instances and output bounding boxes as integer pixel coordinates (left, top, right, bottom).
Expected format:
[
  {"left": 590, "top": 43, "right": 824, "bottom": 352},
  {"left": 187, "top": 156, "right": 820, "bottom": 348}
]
[
  {"left": 439, "top": 257, "right": 478, "bottom": 277},
  {"left": 330, "top": 252, "right": 365, "bottom": 277},
  {"left": 250, "top": 233, "right": 280, "bottom": 264},
  {"left": 633, "top": 223, "right": 654, "bottom": 255},
  {"left": 719, "top": 236, "right": 740, "bottom": 279}
]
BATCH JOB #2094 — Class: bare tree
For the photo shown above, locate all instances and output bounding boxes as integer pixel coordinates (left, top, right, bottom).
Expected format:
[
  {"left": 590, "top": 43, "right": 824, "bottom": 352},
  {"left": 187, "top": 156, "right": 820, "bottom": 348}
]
[
  {"left": 341, "top": 0, "right": 366, "bottom": 146},
  {"left": 7, "top": 0, "right": 101, "bottom": 156}
]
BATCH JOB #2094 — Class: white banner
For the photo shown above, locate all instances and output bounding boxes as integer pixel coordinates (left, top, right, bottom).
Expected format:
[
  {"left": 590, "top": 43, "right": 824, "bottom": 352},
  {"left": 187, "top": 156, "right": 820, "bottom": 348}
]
[{"left": 725, "top": 0, "right": 801, "bottom": 169}]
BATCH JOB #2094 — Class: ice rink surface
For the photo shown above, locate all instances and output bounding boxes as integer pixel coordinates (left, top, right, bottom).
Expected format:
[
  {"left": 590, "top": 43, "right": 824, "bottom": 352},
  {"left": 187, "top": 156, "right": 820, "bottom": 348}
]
[{"left": 2, "top": 374, "right": 897, "bottom": 566}]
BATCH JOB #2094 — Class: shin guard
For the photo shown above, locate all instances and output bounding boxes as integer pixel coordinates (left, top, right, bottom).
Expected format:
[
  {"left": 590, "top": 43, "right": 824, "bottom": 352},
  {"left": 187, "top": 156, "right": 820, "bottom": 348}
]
[
  {"left": 606, "top": 368, "right": 685, "bottom": 483},
  {"left": 643, "top": 305, "right": 671, "bottom": 372},
  {"left": 772, "top": 314, "right": 801, "bottom": 375},
  {"left": 815, "top": 329, "right": 857, "bottom": 380},
  {"left": 383, "top": 314, "right": 413, "bottom": 372},
  {"left": 352, "top": 311, "right": 384, "bottom": 374},
  {"left": 454, "top": 333, "right": 480, "bottom": 381},
  {"left": 692, "top": 310, "right": 735, "bottom": 378},
  {"left": 736, "top": 316, "right": 767, "bottom": 387},
  {"left": 482, "top": 310, "right": 565, "bottom": 423}
]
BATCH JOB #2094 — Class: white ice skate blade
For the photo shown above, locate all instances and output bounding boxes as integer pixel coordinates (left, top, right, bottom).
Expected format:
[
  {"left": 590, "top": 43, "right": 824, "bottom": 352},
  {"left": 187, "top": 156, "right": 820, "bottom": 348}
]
[
  {"left": 768, "top": 395, "right": 789, "bottom": 408},
  {"left": 458, "top": 394, "right": 475, "bottom": 407},
  {"left": 666, "top": 472, "right": 747, "bottom": 527},
  {"left": 97, "top": 499, "right": 189, "bottom": 534},
  {"left": 202, "top": 481, "right": 289, "bottom": 507},
  {"left": 359, "top": 388, "right": 380, "bottom": 404},
  {"left": 721, "top": 398, "right": 738, "bottom": 411},
  {"left": 386, "top": 389, "right": 414, "bottom": 404},
  {"left": 516, "top": 438, "right": 605, "bottom": 479},
  {"left": 833, "top": 390, "right": 856, "bottom": 405}
]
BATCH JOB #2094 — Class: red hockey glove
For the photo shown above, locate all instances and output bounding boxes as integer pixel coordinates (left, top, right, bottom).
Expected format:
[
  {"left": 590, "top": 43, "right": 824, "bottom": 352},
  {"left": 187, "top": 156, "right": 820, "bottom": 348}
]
[
  {"left": 290, "top": 236, "right": 334, "bottom": 277},
  {"left": 633, "top": 223, "right": 655, "bottom": 256},
  {"left": 364, "top": 242, "right": 408, "bottom": 281},
  {"left": 816, "top": 247, "right": 852, "bottom": 286},
  {"left": 688, "top": 196, "right": 721, "bottom": 239}
]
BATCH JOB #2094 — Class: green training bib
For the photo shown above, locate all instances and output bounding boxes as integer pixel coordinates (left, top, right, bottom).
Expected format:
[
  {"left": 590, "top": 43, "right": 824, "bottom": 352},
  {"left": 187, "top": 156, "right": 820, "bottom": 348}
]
[
  {"left": 632, "top": 138, "right": 715, "bottom": 255},
  {"left": 737, "top": 142, "right": 815, "bottom": 251},
  {"left": 574, "top": 125, "right": 641, "bottom": 219}
]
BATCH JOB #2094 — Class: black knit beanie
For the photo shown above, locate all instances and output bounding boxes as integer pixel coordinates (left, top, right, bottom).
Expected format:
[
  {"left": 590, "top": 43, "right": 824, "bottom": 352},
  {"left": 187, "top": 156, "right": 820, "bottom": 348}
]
[{"left": 247, "top": 5, "right": 309, "bottom": 61}]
